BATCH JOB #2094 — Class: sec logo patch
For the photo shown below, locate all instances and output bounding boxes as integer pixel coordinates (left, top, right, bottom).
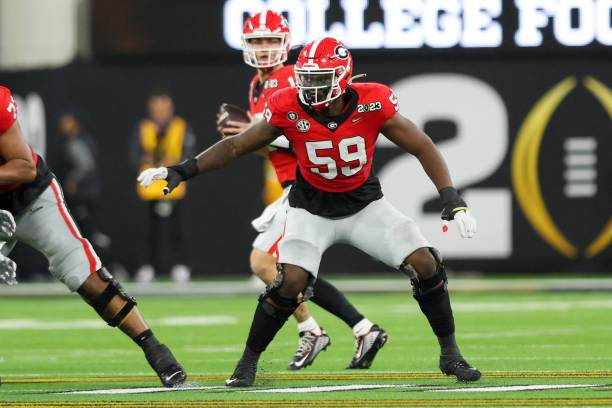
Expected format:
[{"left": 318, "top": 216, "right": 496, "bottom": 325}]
[{"left": 296, "top": 119, "right": 310, "bottom": 132}]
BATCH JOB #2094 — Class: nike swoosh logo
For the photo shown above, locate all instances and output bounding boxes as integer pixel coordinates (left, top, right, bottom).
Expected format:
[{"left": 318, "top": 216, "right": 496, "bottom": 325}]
[
  {"left": 225, "top": 378, "right": 239, "bottom": 385},
  {"left": 352, "top": 116, "right": 365, "bottom": 123},
  {"left": 165, "top": 371, "right": 182, "bottom": 381},
  {"left": 295, "top": 354, "right": 310, "bottom": 366}
]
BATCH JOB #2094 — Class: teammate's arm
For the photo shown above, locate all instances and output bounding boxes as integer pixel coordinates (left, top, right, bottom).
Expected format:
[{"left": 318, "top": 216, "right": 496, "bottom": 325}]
[
  {"left": 0, "top": 122, "right": 37, "bottom": 185},
  {"left": 381, "top": 112, "right": 476, "bottom": 238},
  {"left": 138, "top": 120, "right": 283, "bottom": 193}
]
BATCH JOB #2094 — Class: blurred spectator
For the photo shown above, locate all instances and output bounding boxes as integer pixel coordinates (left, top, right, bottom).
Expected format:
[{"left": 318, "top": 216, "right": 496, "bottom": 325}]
[
  {"left": 58, "top": 110, "right": 110, "bottom": 250},
  {"left": 130, "top": 89, "right": 195, "bottom": 283}
]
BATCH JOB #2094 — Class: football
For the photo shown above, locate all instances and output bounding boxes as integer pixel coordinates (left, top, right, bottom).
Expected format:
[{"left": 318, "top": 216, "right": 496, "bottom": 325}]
[{"left": 218, "top": 103, "right": 250, "bottom": 127}]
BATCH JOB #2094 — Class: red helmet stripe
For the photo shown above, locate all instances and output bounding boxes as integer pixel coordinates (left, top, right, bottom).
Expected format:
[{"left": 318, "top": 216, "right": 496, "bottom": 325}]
[{"left": 259, "top": 9, "right": 268, "bottom": 28}]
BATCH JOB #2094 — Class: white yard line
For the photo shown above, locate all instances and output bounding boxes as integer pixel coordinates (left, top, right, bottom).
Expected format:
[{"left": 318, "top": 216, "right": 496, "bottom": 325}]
[{"left": 0, "top": 315, "right": 237, "bottom": 330}]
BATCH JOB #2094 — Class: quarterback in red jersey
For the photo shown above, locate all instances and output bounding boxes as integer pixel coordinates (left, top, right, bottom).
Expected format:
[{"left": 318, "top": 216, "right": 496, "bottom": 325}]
[
  {"left": 216, "top": 10, "right": 384, "bottom": 371},
  {"left": 139, "top": 37, "right": 480, "bottom": 387},
  {"left": 0, "top": 86, "right": 186, "bottom": 387}
]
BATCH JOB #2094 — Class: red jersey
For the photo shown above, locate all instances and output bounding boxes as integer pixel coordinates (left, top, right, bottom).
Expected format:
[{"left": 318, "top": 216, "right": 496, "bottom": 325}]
[
  {"left": 264, "top": 82, "right": 399, "bottom": 193},
  {"left": 0, "top": 86, "right": 40, "bottom": 195},
  {"left": 248, "top": 65, "right": 297, "bottom": 186}
]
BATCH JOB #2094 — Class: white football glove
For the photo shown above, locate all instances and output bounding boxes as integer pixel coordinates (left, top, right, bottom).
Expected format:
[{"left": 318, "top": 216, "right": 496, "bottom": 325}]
[
  {"left": 0, "top": 251, "right": 17, "bottom": 286},
  {"left": 442, "top": 209, "right": 477, "bottom": 239},
  {"left": 137, "top": 167, "right": 168, "bottom": 188},
  {"left": 0, "top": 209, "right": 16, "bottom": 241}
]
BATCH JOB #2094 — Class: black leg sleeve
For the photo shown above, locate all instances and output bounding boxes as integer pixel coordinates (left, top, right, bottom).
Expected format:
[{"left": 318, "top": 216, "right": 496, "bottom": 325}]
[
  {"left": 310, "top": 278, "right": 364, "bottom": 328},
  {"left": 246, "top": 299, "right": 294, "bottom": 353},
  {"left": 414, "top": 284, "right": 455, "bottom": 338}
]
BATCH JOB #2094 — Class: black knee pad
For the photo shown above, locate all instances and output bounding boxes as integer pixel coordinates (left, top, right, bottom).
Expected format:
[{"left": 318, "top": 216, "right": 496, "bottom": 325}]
[
  {"left": 259, "top": 298, "right": 295, "bottom": 322},
  {"left": 259, "top": 265, "right": 299, "bottom": 310},
  {"left": 260, "top": 263, "right": 315, "bottom": 306},
  {"left": 92, "top": 267, "right": 137, "bottom": 327},
  {"left": 401, "top": 248, "right": 448, "bottom": 300}
]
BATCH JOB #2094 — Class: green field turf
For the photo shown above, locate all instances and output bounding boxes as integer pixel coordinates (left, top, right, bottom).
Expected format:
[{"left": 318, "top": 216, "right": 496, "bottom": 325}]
[{"left": 1, "top": 290, "right": 611, "bottom": 407}]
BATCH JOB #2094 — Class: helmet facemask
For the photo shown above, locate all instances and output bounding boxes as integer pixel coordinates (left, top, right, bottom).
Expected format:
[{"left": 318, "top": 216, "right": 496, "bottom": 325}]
[
  {"left": 295, "top": 65, "right": 347, "bottom": 110},
  {"left": 242, "top": 33, "right": 289, "bottom": 69}
]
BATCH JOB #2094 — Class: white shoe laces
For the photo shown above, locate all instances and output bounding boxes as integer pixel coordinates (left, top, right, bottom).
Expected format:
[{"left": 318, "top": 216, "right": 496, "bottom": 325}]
[{"left": 294, "top": 332, "right": 316, "bottom": 358}]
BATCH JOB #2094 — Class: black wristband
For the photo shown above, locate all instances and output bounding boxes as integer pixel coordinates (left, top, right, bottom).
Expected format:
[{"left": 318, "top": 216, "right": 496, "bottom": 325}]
[
  {"left": 169, "top": 158, "right": 198, "bottom": 181},
  {"left": 438, "top": 186, "right": 459, "bottom": 204}
]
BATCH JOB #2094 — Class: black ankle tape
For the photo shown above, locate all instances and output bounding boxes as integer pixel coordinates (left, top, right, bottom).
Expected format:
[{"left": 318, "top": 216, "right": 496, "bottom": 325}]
[
  {"left": 134, "top": 329, "right": 161, "bottom": 349},
  {"left": 134, "top": 329, "right": 153, "bottom": 346}
]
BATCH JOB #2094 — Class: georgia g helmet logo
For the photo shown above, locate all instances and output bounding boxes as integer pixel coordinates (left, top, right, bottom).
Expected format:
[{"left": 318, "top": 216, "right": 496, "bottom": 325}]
[{"left": 334, "top": 45, "right": 349, "bottom": 59}]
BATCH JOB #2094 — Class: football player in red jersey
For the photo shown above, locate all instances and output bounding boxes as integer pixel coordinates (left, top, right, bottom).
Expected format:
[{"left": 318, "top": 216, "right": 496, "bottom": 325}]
[
  {"left": 139, "top": 37, "right": 480, "bottom": 387},
  {"left": 0, "top": 86, "right": 186, "bottom": 387},
  {"left": 216, "top": 11, "right": 386, "bottom": 371}
]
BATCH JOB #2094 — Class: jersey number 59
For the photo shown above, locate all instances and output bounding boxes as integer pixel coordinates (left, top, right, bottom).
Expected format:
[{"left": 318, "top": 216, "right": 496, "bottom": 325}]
[{"left": 306, "top": 136, "right": 367, "bottom": 179}]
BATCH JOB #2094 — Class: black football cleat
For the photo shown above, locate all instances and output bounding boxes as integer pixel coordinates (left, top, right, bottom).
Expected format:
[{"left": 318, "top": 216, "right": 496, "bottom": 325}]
[
  {"left": 288, "top": 328, "right": 331, "bottom": 370},
  {"left": 226, "top": 354, "right": 258, "bottom": 387},
  {"left": 439, "top": 355, "right": 481, "bottom": 382},
  {"left": 144, "top": 344, "right": 187, "bottom": 387},
  {"left": 347, "top": 324, "right": 388, "bottom": 369}
]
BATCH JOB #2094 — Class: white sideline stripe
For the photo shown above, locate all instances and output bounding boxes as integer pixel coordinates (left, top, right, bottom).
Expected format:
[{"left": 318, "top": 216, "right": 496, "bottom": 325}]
[
  {"left": 0, "top": 315, "right": 237, "bottom": 330},
  {"left": 57, "top": 386, "right": 226, "bottom": 395},
  {"left": 53, "top": 383, "right": 603, "bottom": 395},
  {"left": 241, "top": 384, "right": 419, "bottom": 393},
  {"left": 431, "top": 384, "right": 599, "bottom": 393},
  {"left": 3, "top": 277, "right": 612, "bottom": 296},
  {"left": 452, "top": 299, "right": 612, "bottom": 312}
]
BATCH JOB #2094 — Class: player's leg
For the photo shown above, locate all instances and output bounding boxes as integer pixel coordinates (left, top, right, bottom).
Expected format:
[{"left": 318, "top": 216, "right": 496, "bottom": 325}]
[
  {"left": 402, "top": 248, "right": 480, "bottom": 381},
  {"left": 226, "top": 263, "right": 313, "bottom": 387},
  {"left": 349, "top": 197, "right": 480, "bottom": 381},
  {"left": 227, "top": 207, "right": 331, "bottom": 386},
  {"left": 308, "top": 278, "right": 385, "bottom": 369},
  {"left": 251, "top": 196, "right": 332, "bottom": 369},
  {"left": 250, "top": 248, "right": 329, "bottom": 370},
  {"left": 14, "top": 180, "right": 186, "bottom": 387}
]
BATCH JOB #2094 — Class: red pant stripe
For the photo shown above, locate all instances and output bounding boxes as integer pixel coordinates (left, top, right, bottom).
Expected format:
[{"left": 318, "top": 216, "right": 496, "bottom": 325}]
[{"left": 49, "top": 180, "right": 98, "bottom": 274}]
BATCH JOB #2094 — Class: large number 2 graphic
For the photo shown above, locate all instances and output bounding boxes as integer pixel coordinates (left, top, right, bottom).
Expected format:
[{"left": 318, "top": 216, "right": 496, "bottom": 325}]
[
  {"left": 306, "top": 136, "right": 367, "bottom": 179},
  {"left": 377, "top": 74, "right": 511, "bottom": 258}
]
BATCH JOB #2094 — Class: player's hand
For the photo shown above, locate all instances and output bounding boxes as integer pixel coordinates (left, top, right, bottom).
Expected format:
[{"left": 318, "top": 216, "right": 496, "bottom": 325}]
[
  {"left": 0, "top": 252, "right": 17, "bottom": 286},
  {"left": 137, "top": 166, "right": 185, "bottom": 196},
  {"left": 0, "top": 209, "right": 16, "bottom": 241},
  {"left": 137, "top": 167, "right": 168, "bottom": 188},
  {"left": 439, "top": 187, "right": 477, "bottom": 238}
]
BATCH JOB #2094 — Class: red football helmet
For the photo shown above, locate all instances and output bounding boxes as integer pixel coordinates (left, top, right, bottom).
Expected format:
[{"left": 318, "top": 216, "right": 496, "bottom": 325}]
[
  {"left": 294, "top": 37, "right": 353, "bottom": 110},
  {"left": 242, "top": 10, "right": 291, "bottom": 69}
]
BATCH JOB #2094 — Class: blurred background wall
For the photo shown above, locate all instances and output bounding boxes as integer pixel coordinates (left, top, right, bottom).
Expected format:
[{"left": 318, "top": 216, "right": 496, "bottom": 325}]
[{"left": 1, "top": 0, "right": 611, "bottom": 278}]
